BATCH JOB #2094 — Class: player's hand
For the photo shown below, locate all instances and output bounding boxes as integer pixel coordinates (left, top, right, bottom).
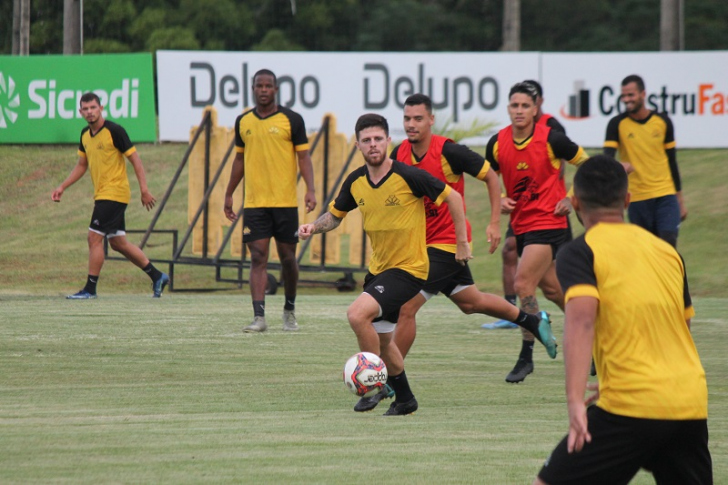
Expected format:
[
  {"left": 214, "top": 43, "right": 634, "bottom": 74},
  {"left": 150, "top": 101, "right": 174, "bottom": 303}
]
[
  {"left": 621, "top": 162, "right": 634, "bottom": 174},
  {"left": 486, "top": 222, "right": 501, "bottom": 254},
  {"left": 554, "top": 197, "right": 572, "bottom": 216},
  {"left": 677, "top": 192, "right": 688, "bottom": 221},
  {"left": 455, "top": 241, "right": 472, "bottom": 266},
  {"left": 51, "top": 186, "right": 64, "bottom": 202},
  {"left": 297, "top": 224, "right": 315, "bottom": 240},
  {"left": 566, "top": 400, "right": 591, "bottom": 454},
  {"left": 304, "top": 190, "right": 316, "bottom": 213},
  {"left": 224, "top": 195, "right": 237, "bottom": 222},
  {"left": 584, "top": 381, "right": 600, "bottom": 407},
  {"left": 501, "top": 197, "right": 516, "bottom": 214},
  {"left": 141, "top": 190, "right": 156, "bottom": 211}
]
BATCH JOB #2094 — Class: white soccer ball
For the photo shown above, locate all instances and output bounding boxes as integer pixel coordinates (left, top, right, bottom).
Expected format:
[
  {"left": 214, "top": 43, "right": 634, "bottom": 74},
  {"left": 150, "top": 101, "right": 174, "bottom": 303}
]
[{"left": 343, "top": 352, "right": 388, "bottom": 397}]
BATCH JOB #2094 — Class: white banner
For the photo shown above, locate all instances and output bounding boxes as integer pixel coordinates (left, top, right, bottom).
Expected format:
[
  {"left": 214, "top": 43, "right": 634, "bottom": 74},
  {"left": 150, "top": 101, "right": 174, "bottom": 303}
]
[
  {"left": 157, "top": 51, "right": 728, "bottom": 148},
  {"left": 156, "top": 51, "right": 539, "bottom": 143}
]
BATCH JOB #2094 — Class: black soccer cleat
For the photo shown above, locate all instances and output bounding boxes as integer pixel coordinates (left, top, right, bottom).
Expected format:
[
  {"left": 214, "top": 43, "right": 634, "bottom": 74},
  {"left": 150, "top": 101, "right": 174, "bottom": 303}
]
[
  {"left": 383, "top": 397, "right": 418, "bottom": 416},
  {"left": 354, "top": 384, "right": 394, "bottom": 412},
  {"left": 505, "top": 358, "right": 534, "bottom": 383}
]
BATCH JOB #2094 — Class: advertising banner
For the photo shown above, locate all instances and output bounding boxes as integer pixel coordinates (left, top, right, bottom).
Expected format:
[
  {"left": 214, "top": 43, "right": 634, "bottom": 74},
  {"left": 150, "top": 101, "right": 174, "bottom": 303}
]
[
  {"left": 541, "top": 51, "right": 728, "bottom": 148},
  {"left": 0, "top": 53, "right": 156, "bottom": 144},
  {"left": 156, "top": 51, "right": 540, "bottom": 143}
]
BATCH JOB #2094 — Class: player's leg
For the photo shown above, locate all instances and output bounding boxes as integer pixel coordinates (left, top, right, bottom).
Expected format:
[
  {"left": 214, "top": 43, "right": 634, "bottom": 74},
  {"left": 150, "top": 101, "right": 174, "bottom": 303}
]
[
  {"left": 483, "top": 226, "right": 519, "bottom": 329},
  {"left": 627, "top": 199, "right": 656, "bottom": 235},
  {"left": 67, "top": 229, "right": 105, "bottom": 299},
  {"left": 654, "top": 194, "right": 681, "bottom": 248},
  {"left": 108, "top": 233, "right": 169, "bottom": 297},
  {"left": 242, "top": 208, "right": 273, "bottom": 332},
  {"left": 379, "top": 330, "right": 418, "bottom": 416},
  {"left": 393, "top": 292, "right": 427, "bottom": 359},
  {"left": 273, "top": 207, "right": 301, "bottom": 330},
  {"left": 347, "top": 292, "right": 383, "bottom": 353}
]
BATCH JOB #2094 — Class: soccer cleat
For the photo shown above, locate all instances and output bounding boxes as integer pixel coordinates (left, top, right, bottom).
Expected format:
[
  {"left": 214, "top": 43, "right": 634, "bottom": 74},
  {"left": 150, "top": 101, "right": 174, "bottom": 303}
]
[
  {"left": 244, "top": 316, "right": 268, "bottom": 333},
  {"left": 354, "top": 384, "right": 394, "bottom": 412},
  {"left": 152, "top": 273, "right": 170, "bottom": 298},
  {"left": 536, "top": 311, "right": 558, "bottom": 359},
  {"left": 383, "top": 397, "right": 418, "bottom": 416},
  {"left": 481, "top": 319, "right": 519, "bottom": 329},
  {"left": 505, "top": 358, "right": 534, "bottom": 383},
  {"left": 282, "top": 309, "right": 299, "bottom": 331},
  {"left": 66, "top": 290, "right": 97, "bottom": 300}
]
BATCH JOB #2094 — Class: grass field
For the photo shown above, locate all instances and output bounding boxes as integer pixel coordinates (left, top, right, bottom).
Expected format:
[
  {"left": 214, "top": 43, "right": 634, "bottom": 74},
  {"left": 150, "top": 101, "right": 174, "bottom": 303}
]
[{"left": 0, "top": 143, "right": 726, "bottom": 483}]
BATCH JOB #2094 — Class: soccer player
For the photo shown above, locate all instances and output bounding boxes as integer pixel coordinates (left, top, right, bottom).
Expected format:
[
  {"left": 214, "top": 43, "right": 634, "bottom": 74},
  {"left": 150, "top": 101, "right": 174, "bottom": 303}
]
[
  {"left": 224, "top": 69, "right": 316, "bottom": 333},
  {"left": 52, "top": 92, "right": 169, "bottom": 299},
  {"left": 348, "top": 93, "right": 556, "bottom": 412},
  {"left": 486, "top": 82, "right": 589, "bottom": 383},
  {"left": 603, "top": 74, "right": 686, "bottom": 248},
  {"left": 484, "top": 79, "right": 568, "bottom": 330},
  {"left": 534, "top": 155, "right": 711, "bottom": 485},
  {"left": 298, "top": 113, "right": 470, "bottom": 415}
]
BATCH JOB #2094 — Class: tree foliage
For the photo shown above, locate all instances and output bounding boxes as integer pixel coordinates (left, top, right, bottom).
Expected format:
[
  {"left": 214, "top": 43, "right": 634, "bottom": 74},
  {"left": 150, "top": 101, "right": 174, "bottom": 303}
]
[{"left": 2, "top": 0, "right": 727, "bottom": 55}]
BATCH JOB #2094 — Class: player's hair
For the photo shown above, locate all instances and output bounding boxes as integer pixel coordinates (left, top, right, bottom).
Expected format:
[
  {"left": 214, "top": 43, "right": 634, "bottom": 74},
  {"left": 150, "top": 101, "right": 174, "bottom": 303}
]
[
  {"left": 253, "top": 69, "right": 277, "bottom": 86},
  {"left": 522, "top": 79, "right": 543, "bottom": 98},
  {"left": 79, "top": 92, "right": 101, "bottom": 107},
  {"left": 355, "top": 113, "right": 389, "bottom": 139},
  {"left": 573, "top": 155, "right": 628, "bottom": 211},
  {"left": 621, "top": 74, "right": 645, "bottom": 92},
  {"left": 508, "top": 82, "right": 538, "bottom": 103},
  {"left": 404, "top": 93, "right": 433, "bottom": 113}
]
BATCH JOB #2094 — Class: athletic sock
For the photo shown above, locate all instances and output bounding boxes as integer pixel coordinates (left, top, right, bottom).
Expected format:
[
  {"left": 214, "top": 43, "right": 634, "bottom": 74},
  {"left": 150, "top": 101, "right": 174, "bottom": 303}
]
[
  {"left": 284, "top": 295, "right": 296, "bottom": 311},
  {"left": 84, "top": 274, "right": 98, "bottom": 295},
  {"left": 518, "top": 340, "right": 534, "bottom": 362},
  {"left": 388, "top": 370, "right": 414, "bottom": 403},
  {"left": 253, "top": 300, "right": 265, "bottom": 317},
  {"left": 516, "top": 310, "right": 541, "bottom": 336},
  {"left": 142, "top": 262, "right": 163, "bottom": 282},
  {"left": 505, "top": 294, "right": 517, "bottom": 306}
]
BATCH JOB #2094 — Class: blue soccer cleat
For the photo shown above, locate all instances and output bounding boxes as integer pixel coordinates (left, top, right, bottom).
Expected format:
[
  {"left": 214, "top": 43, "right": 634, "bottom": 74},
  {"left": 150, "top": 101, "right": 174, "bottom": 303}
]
[
  {"left": 66, "top": 290, "right": 97, "bottom": 300},
  {"left": 152, "top": 273, "right": 170, "bottom": 298}
]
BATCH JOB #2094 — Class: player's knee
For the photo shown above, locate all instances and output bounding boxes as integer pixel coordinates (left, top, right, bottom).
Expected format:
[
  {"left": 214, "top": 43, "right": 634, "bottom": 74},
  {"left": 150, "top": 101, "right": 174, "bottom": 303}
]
[
  {"left": 108, "top": 237, "right": 125, "bottom": 252},
  {"left": 456, "top": 300, "right": 477, "bottom": 315}
]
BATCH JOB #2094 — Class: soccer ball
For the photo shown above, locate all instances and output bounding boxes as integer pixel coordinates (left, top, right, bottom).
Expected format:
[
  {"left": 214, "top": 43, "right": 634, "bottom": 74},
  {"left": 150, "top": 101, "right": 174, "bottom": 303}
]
[{"left": 343, "top": 352, "right": 388, "bottom": 397}]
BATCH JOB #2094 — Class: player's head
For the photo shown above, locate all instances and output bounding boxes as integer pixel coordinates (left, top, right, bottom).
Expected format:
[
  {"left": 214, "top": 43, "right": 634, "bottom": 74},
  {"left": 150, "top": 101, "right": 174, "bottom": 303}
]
[
  {"left": 403, "top": 94, "right": 434, "bottom": 144},
  {"left": 355, "top": 113, "right": 390, "bottom": 167},
  {"left": 79, "top": 92, "right": 103, "bottom": 124},
  {"left": 252, "top": 69, "right": 278, "bottom": 109},
  {"left": 522, "top": 79, "right": 544, "bottom": 111},
  {"left": 507, "top": 82, "right": 539, "bottom": 130},
  {"left": 573, "top": 155, "right": 629, "bottom": 214},
  {"left": 620, "top": 74, "right": 646, "bottom": 115}
]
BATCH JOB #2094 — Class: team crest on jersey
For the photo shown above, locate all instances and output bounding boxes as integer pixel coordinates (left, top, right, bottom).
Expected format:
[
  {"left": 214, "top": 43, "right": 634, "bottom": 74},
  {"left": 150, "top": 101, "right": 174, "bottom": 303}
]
[
  {"left": 385, "top": 195, "right": 400, "bottom": 206},
  {"left": 243, "top": 225, "right": 251, "bottom": 235},
  {"left": 96, "top": 142, "right": 103, "bottom": 150},
  {"left": 269, "top": 126, "right": 280, "bottom": 135},
  {"left": 375, "top": 285, "right": 385, "bottom": 293},
  {"left": 358, "top": 198, "right": 365, "bottom": 206},
  {"left": 516, "top": 162, "right": 529, "bottom": 170}
]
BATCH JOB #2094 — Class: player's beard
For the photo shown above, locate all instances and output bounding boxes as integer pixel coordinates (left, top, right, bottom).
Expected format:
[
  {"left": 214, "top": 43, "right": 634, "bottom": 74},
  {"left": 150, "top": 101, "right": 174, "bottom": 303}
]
[
  {"left": 363, "top": 150, "right": 386, "bottom": 167},
  {"left": 626, "top": 98, "right": 644, "bottom": 115}
]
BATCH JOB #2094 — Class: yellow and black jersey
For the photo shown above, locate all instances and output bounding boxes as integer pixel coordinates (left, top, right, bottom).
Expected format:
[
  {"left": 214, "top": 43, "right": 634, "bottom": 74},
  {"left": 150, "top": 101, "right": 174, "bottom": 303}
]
[
  {"left": 329, "top": 160, "right": 452, "bottom": 280},
  {"left": 539, "top": 113, "right": 566, "bottom": 135},
  {"left": 557, "top": 222, "right": 706, "bottom": 420},
  {"left": 78, "top": 120, "right": 136, "bottom": 204},
  {"left": 603, "top": 111, "right": 680, "bottom": 202},
  {"left": 234, "top": 106, "right": 309, "bottom": 208}
]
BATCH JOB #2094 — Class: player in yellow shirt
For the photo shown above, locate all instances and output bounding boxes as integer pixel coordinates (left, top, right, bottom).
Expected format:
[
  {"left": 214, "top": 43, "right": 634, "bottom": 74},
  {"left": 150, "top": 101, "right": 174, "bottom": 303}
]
[
  {"left": 52, "top": 92, "right": 169, "bottom": 299},
  {"left": 535, "top": 155, "right": 711, "bottom": 485},
  {"left": 298, "top": 113, "right": 470, "bottom": 415}
]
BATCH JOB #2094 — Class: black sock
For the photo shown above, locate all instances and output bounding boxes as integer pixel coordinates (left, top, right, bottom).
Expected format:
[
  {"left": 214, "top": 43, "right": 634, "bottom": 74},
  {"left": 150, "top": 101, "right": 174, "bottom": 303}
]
[
  {"left": 284, "top": 295, "right": 296, "bottom": 311},
  {"left": 143, "top": 262, "right": 163, "bottom": 282},
  {"left": 83, "top": 274, "right": 98, "bottom": 294},
  {"left": 388, "top": 370, "right": 414, "bottom": 403},
  {"left": 505, "top": 294, "right": 517, "bottom": 306},
  {"left": 516, "top": 310, "right": 541, "bottom": 336},
  {"left": 518, "top": 340, "right": 534, "bottom": 362},
  {"left": 253, "top": 300, "right": 265, "bottom": 317}
]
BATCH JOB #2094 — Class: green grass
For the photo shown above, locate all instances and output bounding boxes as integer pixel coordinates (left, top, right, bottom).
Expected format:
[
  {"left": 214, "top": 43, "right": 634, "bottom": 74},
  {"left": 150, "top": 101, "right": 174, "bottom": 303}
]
[
  {"left": 0, "top": 294, "right": 726, "bottom": 484},
  {"left": 0, "top": 144, "right": 726, "bottom": 482}
]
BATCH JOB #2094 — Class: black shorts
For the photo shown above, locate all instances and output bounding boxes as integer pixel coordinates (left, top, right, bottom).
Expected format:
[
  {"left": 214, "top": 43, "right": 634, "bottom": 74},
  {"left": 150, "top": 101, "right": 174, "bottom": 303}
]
[
  {"left": 243, "top": 207, "right": 299, "bottom": 244},
  {"left": 422, "top": 247, "right": 474, "bottom": 297},
  {"left": 363, "top": 269, "right": 425, "bottom": 323},
  {"left": 515, "top": 228, "right": 571, "bottom": 259},
  {"left": 505, "top": 222, "right": 515, "bottom": 239},
  {"left": 537, "top": 406, "right": 712, "bottom": 485},
  {"left": 89, "top": 200, "right": 127, "bottom": 237}
]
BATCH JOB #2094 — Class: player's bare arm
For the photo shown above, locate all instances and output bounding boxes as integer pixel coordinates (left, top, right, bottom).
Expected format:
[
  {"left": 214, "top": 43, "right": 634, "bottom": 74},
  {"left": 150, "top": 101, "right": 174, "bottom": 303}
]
[
  {"left": 223, "top": 152, "right": 245, "bottom": 222},
  {"left": 443, "top": 190, "right": 471, "bottom": 265},
  {"left": 483, "top": 168, "right": 502, "bottom": 253},
  {"left": 297, "top": 149, "right": 317, "bottom": 213},
  {"left": 297, "top": 211, "right": 342, "bottom": 240},
  {"left": 52, "top": 155, "right": 88, "bottom": 202},
  {"left": 127, "top": 151, "right": 156, "bottom": 210}
]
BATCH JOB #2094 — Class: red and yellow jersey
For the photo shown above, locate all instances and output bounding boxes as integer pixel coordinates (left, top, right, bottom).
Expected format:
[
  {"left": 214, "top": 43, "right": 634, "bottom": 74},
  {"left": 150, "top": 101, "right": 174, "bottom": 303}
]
[
  {"left": 557, "top": 222, "right": 706, "bottom": 420},
  {"left": 391, "top": 135, "right": 490, "bottom": 253},
  {"left": 78, "top": 120, "right": 136, "bottom": 204}
]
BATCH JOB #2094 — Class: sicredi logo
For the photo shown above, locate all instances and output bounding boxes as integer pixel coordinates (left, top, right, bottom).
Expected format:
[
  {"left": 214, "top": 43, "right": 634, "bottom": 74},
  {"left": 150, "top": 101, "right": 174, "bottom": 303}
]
[
  {"left": 0, "top": 72, "right": 20, "bottom": 128},
  {"left": 27, "top": 78, "right": 141, "bottom": 120}
]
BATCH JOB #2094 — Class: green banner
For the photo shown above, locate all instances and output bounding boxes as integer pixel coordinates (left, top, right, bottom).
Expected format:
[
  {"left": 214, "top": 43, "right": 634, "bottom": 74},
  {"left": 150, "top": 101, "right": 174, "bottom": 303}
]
[{"left": 0, "top": 53, "right": 156, "bottom": 144}]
